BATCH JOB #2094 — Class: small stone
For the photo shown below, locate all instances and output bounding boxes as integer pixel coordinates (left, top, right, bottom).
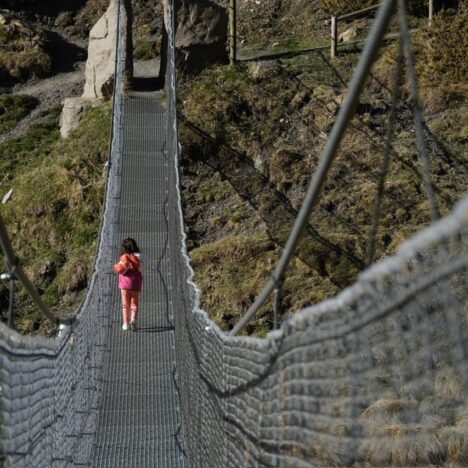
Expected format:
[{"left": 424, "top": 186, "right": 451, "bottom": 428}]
[
  {"left": 2, "top": 188, "right": 13, "bottom": 204},
  {"left": 247, "top": 61, "right": 279, "bottom": 79},
  {"left": 338, "top": 26, "right": 358, "bottom": 43}
]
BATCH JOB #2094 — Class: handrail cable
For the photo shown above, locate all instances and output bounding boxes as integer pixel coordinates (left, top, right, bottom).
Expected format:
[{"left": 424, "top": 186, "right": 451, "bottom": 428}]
[
  {"left": 230, "top": 0, "right": 397, "bottom": 335},
  {"left": 397, "top": 0, "right": 439, "bottom": 221},
  {"left": 338, "top": 3, "right": 381, "bottom": 21},
  {"left": 0, "top": 214, "right": 73, "bottom": 327},
  {"left": 0, "top": 0, "right": 123, "bottom": 331}
]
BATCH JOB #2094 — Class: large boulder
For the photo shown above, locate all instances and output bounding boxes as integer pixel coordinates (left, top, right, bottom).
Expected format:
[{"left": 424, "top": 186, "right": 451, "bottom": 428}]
[
  {"left": 60, "top": 97, "right": 102, "bottom": 139},
  {"left": 61, "top": 0, "right": 132, "bottom": 138},
  {"left": 82, "top": 0, "right": 119, "bottom": 99},
  {"left": 163, "top": 0, "right": 228, "bottom": 74}
]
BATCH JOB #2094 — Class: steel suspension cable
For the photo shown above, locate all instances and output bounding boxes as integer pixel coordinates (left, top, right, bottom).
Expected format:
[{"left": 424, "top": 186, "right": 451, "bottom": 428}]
[
  {"left": 0, "top": 211, "right": 73, "bottom": 327},
  {"left": 366, "top": 37, "right": 403, "bottom": 266},
  {"left": 397, "top": 0, "right": 440, "bottom": 221},
  {"left": 230, "top": 0, "right": 397, "bottom": 335}
]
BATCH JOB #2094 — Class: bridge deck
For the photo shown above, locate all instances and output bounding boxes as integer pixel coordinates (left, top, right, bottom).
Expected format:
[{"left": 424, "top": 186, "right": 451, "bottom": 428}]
[{"left": 91, "top": 95, "right": 187, "bottom": 467}]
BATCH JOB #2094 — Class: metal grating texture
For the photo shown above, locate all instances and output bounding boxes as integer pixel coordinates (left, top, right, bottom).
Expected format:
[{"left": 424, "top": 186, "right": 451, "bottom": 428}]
[
  {"left": 165, "top": 1, "right": 468, "bottom": 467},
  {"left": 0, "top": 1, "right": 129, "bottom": 466},
  {"left": 91, "top": 95, "right": 187, "bottom": 468}
]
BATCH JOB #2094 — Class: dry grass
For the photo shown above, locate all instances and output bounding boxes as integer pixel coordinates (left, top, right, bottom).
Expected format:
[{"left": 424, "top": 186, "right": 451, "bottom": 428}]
[
  {"left": 190, "top": 234, "right": 338, "bottom": 335},
  {"left": 439, "top": 425, "right": 468, "bottom": 466},
  {"left": 0, "top": 17, "right": 51, "bottom": 84},
  {"left": 414, "top": 3, "right": 468, "bottom": 111},
  {"left": 434, "top": 365, "right": 465, "bottom": 401},
  {"left": 361, "top": 399, "right": 419, "bottom": 433},
  {"left": 318, "top": 0, "right": 377, "bottom": 17},
  {"left": 179, "top": 5, "right": 466, "bottom": 334},
  {"left": 359, "top": 364, "right": 467, "bottom": 467}
]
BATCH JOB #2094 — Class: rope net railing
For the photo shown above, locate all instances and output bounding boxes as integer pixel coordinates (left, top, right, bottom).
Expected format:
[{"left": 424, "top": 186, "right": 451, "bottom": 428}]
[
  {"left": 0, "top": 1, "right": 129, "bottom": 466},
  {"left": 0, "top": 0, "right": 466, "bottom": 466},
  {"left": 166, "top": 0, "right": 468, "bottom": 466}
]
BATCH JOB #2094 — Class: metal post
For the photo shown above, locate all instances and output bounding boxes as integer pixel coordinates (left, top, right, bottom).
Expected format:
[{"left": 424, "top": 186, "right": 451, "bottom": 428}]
[
  {"left": 229, "top": 0, "right": 237, "bottom": 66},
  {"left": 272, "top": 277, "right": 283, "bottom": 330},
  {"left": 331, "top": 16, "right": 337, "bottom": 58},
  {"left": 0, "top": 213, "right": 72, "bottom": 326},
  {"left": 7, "top": 274, "right": 14, "bottom": 329}
]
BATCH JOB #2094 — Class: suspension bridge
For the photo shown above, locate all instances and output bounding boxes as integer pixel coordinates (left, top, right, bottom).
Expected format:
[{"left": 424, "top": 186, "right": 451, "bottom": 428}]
[{"left": 0, "top": 0, "right": 467, "bottom": 467}]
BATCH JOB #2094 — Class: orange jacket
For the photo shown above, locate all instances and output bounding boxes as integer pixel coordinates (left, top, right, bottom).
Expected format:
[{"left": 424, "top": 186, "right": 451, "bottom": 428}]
[{"left": 113, "top": 253, "right": 141, "bottom": 275}]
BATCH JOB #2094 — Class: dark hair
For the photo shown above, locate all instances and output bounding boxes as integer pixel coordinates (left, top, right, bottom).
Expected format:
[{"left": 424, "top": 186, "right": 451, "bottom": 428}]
[{"left": 121, "top": 238, "right": 140, "bottom": 255}]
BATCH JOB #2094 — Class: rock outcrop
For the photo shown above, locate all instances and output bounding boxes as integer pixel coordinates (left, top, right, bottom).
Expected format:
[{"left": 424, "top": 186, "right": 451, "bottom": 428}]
[
  {"left": 83, "top": 0, "right": 119, "bottom": 99},
  {"left": 60, "top": 97, "right": 101, "bottom": 138},
  {"left": 338, "top": 26, "right": 358, "bottom": 43},
  {"left": 60, "top": 0, "right": 132, "bottom": 138},
  {"left": 162, "top": 0, "right": 228, "bottom": 74}
]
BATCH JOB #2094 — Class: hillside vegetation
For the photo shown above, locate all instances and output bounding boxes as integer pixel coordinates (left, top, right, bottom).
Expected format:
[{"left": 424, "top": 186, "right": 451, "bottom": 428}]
[
  {"left": 0, "top": 0, "right": 162, "bottom": 333},
  {"left": 0, "top": 103, "right": 111, "bottom": 334},
  {"left": 179, "top": 2, "right": 467, "bottom": 336}
]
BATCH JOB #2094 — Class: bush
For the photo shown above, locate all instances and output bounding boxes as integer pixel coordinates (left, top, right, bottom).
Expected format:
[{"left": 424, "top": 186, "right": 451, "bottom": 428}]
[
  {"left": 0, "top": 20, "right": 51, "bottom": 84},
  {"left": 415, "top": 4, "right": 468, "bottom": 107}
]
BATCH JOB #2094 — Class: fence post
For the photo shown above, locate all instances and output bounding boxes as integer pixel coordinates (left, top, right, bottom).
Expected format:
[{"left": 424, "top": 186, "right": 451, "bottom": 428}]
[
  {"left": 331, "top": 15, "right": 337, "bottom": 58},
  {"left": 428, "top": 0, "right": 433, "bottom": 25},
  {"left": 229, "top": 0, "right": 237, "bottom": 65}
]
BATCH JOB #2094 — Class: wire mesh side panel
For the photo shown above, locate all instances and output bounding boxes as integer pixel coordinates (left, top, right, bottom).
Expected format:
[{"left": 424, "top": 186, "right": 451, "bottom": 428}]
[
  {"left": 0, "top": 1, "right": 128, "bottom": 466},
  {"left": 165, "top": 1, "right": 467, "bottom": 464}
]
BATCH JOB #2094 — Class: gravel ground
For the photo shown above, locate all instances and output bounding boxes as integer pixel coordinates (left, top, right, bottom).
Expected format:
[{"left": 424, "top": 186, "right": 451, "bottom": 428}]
[
  {"left": 0, "top": 47, "right": 160, "bottom": 145},
  {"left": 0, "top": 65, "right": 86, "bottom": 145}
]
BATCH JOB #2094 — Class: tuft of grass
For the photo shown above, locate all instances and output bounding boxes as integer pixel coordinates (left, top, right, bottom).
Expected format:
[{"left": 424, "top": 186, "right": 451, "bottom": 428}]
[
  {"left": 134, "top": 38, "right": 160, "bottom": 61},
  {"left": 0, "top": 18, "right": 51, "bottom": 85},
  {"left": 415, "top": 3, "right": 468, "bottom": 111},
  {"left": 0, "top": 102, "right": 111, "bottom": 334},
  {"left": 0, "top": 94, "right": 38, "bottom": 135},
  {"left": 360, "top": 365, "right": 467, "bottom": 467}
]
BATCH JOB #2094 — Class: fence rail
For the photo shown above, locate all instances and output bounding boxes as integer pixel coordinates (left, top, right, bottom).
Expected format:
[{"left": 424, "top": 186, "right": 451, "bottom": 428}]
[{"left": 331, "top": 0, "right": 436, "bottom": 58}]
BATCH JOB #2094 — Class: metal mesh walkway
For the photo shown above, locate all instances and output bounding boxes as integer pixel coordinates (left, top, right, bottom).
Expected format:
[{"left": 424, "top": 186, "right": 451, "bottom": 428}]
[{"left": 91, "top": 95, "right": 187, "bottom": 467}]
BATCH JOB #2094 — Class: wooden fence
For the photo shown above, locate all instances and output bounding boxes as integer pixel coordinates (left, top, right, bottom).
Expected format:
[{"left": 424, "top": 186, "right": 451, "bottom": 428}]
[{"left": 331, "top": 0, "right": 435, "bottom": 58}]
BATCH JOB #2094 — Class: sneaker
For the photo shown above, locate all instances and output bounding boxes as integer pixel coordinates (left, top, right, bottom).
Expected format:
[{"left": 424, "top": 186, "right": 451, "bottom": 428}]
[
  {"left": 122, "top": 323, "right": 129, "bottom": 331},
  {"left": 130, "top": 320, "right": 137, "bottom": 332}
]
